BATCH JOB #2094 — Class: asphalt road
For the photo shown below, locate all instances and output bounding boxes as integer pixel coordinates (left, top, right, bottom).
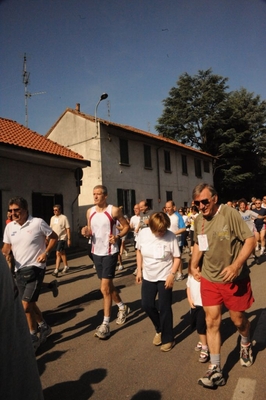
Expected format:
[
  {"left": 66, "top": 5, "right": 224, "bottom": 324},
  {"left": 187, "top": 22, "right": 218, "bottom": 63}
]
[{"left": 37, "top": 246, "right": 266, "bottom": 400}]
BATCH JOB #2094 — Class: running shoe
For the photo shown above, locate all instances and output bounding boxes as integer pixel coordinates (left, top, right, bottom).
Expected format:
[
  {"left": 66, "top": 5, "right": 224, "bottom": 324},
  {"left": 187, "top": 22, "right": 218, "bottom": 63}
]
[
  {"left": 52, "top": 269, "right": 59, "bottom": 277},
  {"left": 240, "top": 342, "right": 253, "bottom": 367},
  {"left": 94, "top": 323, "right": 110, "bottom": 339},
  {"left": 116, "top": 305, "right": 130, "bottom": 325},
  {"left": 198, "top": 365, "right": 225, "bottom": 388},
  {"left": 62, "top": 266, "right": 69, "bottom": 274},
  {"left": 199, "top": 349, "right": 210, "bottom": 363},
  {"left": 39, "top": 324, "right": 52, "bottom": 344}
]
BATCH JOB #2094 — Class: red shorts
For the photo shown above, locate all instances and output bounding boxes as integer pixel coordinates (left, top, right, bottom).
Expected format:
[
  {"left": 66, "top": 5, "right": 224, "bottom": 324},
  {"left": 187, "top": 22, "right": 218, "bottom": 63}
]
[{"left": 200, "top": 276, "right": 254, "bottom": 311}]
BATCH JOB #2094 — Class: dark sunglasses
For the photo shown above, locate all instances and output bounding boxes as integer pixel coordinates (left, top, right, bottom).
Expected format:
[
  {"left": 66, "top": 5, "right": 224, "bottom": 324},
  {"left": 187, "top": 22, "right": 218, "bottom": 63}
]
[
  {"left": 8, "top": 208, "right": 21, "bottom": 213},
  {"left": 194, "top": 198, "right": 211, "bottom": 207}
]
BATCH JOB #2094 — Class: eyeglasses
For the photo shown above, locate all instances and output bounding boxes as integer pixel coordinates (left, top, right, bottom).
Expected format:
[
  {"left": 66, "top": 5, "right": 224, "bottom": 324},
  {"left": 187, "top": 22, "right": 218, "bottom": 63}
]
[
  {"left": 8, "top": 208, "right": 21, "bottom": 213},
  {"left": 53, "top": 209, "right": 59, "bottom": 211},
  {"left": 255, "top": 202, "right": 261, "bottom": 205},
  {"left": 194, "top": 198, "right": 212, "bottom": 207}
]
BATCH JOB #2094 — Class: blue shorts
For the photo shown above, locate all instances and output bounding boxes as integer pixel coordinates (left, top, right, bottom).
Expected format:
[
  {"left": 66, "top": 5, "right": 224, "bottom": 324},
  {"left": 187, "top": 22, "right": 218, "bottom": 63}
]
[
  {"left": 15, "top": 266, "right": 45, "bottom": 302},
  {"left": 92, "top": 253, "right": 118, "bottom": 279},
  {"left": 56, "top": 240, "right": 67, "bottom": 252}
]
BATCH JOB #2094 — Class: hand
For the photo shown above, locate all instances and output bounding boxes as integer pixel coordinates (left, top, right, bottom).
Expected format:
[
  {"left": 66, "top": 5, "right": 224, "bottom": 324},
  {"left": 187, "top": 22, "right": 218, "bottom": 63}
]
[
  {"left": 109, "top": 234, "right": 117, "bottom": 244},
  {"left": 164, "top": 274, "right": 175, "bottom": 289},
  {"left": 36, "top": 253, "right": 47, "bottom": 263},
  {"left": 136, "top": 270, "right": 142, "bottom": 284},
  {"left": 220, "top": 264, "right": 239, "bottom": 282},
  {"left": 81, "top": 227, "right": 91, "bottom": 237},
  {"left": 192, "top": 267, "right": 201, "bottom": 282}
]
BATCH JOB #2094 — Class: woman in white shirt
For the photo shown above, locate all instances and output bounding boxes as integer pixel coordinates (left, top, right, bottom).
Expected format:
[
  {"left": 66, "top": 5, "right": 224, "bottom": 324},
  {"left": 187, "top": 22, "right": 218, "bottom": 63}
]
[{"left": 136, "top": 212, "right": 181, "bottom": 352}]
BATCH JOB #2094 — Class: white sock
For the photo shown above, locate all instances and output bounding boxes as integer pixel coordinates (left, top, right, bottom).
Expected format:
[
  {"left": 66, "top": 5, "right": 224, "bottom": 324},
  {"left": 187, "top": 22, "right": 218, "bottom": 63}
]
[{"left": 103, "top": 316, "right": 110, "bottom": 325}]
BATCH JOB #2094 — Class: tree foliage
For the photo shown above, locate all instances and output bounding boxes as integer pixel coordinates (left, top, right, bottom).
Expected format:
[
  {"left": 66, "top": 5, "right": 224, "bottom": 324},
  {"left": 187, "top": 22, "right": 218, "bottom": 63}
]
[{"left": 156, "top": 69, "right": 266, "bottom": 200}]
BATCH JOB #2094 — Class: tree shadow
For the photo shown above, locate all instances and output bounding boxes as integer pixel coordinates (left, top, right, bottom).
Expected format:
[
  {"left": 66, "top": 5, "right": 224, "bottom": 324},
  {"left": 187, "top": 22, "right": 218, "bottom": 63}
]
[{"left": 43, "top": 368, "right": 107, "bottom": 400}]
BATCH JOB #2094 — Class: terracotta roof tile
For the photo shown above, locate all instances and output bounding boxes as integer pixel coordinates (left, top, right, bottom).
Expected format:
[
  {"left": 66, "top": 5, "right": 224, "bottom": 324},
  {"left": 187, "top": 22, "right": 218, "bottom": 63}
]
[{"left": 0, "top": 117, "right": 84, "bottom": 160}]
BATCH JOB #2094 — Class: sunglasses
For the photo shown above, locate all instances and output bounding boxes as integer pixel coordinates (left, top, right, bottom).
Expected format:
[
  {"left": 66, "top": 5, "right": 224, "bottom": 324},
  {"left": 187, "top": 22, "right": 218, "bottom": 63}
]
[
  {"left": 8, "top": 208, "right": 21, "bottom": 213},
  {"left": 194, "top": 198, "right": 212, "bottom": 207}
]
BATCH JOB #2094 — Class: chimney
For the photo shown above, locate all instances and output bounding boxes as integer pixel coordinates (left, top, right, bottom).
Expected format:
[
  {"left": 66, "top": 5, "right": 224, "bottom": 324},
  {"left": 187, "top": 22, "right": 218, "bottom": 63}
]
[{"left": 76, "top": 103, "right": 80, "bottom": 112}]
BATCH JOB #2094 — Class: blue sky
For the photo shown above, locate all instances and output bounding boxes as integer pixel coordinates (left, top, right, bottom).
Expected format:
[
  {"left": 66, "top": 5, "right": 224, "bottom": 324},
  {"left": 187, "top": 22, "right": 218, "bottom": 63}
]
[{"left": 1, "top": 0, "right": 266, "bottom": 135}]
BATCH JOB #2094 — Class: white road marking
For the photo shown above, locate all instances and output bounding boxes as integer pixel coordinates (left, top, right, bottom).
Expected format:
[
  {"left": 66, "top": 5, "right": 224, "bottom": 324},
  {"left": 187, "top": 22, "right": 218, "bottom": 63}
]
[{"left": 232, "top": 378, "right": 256, "bottom": 400}]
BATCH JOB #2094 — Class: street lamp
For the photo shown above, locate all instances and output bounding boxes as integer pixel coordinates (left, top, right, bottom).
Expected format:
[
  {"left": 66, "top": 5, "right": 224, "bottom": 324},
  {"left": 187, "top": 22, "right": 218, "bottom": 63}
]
[{"left": 95, "top": 93, "right": 108, "bottom": 135}]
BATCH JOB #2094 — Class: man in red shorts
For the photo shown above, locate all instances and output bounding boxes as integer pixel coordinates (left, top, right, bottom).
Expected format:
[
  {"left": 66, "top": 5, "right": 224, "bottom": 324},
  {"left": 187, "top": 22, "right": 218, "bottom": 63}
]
[{"left": 190, "top": 183, "right": 255, "bottom": 389}]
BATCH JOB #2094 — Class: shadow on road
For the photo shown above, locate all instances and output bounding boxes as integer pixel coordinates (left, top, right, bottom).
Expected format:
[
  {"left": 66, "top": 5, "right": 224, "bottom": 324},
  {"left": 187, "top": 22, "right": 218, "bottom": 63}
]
[{"left": 42, "top": 368, "right": 107, "bottom": 400}]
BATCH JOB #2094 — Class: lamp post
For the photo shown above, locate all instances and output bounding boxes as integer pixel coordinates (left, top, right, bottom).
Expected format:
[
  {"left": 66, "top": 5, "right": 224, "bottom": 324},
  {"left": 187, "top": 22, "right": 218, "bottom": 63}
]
[{"left": 95, "top": 93, "right": 108, "bottom": 135}]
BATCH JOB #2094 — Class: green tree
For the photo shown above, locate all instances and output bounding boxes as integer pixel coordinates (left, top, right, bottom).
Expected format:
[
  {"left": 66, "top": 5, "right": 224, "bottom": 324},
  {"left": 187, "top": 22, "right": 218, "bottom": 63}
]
[{"left": 156, "top": 69, "right": 266, "bottom": 200}]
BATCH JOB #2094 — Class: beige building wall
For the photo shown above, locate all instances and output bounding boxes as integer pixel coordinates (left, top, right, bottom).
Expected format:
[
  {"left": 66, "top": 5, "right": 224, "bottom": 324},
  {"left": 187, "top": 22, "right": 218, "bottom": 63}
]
[
  {"left": 47, "top": 110, "right": 213, "bottom": 220},
  {"left": 1, "top": 157, "right": 80, "bottom": 243}
]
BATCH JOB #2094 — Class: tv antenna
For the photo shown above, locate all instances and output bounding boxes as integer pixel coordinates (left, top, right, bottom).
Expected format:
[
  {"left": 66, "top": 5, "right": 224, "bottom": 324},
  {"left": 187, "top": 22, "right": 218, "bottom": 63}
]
[{"left": 23, "top": 53, "right": 45, "bottom": 127}]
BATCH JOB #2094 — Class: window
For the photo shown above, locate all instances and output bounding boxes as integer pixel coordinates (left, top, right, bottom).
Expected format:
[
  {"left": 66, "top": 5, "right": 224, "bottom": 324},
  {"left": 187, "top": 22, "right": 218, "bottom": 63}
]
[
  {"left": 144, "top": 145, "right": 152, "bottom": 168},
  {"left": 119, "top": 138, "right": 129, "bottom": 165},
  {"left": 166, "top": 191, "right": 172, "bottom": 202},
  {"left": 117, "top": 189, "right": 136, "bottom": 216},
  {"left": 164, "top": 150, "right": 171, "bottom": 172},
  {"left": 203, "top": 160, "right": 210, "bottom": 173},
  {"left": 194, "top": 159, "right": 202, "bottom": 178},
  {"left": 182, "top": 155, "right": 188, "bottom": 174}
]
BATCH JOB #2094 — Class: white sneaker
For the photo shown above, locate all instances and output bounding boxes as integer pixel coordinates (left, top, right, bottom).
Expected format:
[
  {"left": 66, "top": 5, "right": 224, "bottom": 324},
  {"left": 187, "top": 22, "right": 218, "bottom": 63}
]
[
  {"left": 94, "top": 323, "right": 110, "bottom": 339},
  {"left": 116, "top": 305, "right": 130, "bottom": 325},
  {"left": 62, "top": 266, "right": 69, "bottom": 274},
  {"left": 52, "top": 269, "right": 59, "bottom": 276},
  {"left": 118, "top": 264, "right": 123, "bottom": 271}
]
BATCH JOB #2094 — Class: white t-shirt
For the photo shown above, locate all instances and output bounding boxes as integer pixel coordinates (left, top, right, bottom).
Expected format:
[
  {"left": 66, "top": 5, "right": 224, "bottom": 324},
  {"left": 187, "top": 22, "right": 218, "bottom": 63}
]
[
  {"left": 3, "top": 215, "right": 53, "bottom": 271},
  {"left": 50, "top": 213, "right": 70, "bottom": 240},
  {"left": 137, "top": 228, "right": 180, "bottom": 282},
  {"left": 168, "top": 213, "right": 182, "bottom": 246},
  {"left": 239, "top": 209, "right": 259, "bottom": 232},
  {"left": 130, "top": 215, "right": 140, "bottom": 238},
  {"left": 186, "top": 274, "right": 202, "bottom": 306}
]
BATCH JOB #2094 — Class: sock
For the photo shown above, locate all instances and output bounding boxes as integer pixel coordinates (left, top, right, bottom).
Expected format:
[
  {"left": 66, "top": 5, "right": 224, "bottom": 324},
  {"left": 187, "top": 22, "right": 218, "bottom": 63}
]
[
  {"left": 103, "top": 316, "right": 110, "bottom": 325},
  {"left": 202, "top": 344, "right": 208, "bottom": 351},
  {"left": 117, "top": 301, "right": 125, "bottom": 309},
  {"left": 210, "top": 354, "right": 221, "bottom": 369},
  {"left": 240, "top": 335, "right": 250, "bottom": 345}
]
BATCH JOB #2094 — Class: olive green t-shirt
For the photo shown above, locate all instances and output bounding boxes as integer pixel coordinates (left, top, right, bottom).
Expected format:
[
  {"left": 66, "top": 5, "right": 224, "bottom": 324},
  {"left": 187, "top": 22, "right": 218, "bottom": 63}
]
[{"left": 194, "top": 204, "right": 254, "bottom": 283}]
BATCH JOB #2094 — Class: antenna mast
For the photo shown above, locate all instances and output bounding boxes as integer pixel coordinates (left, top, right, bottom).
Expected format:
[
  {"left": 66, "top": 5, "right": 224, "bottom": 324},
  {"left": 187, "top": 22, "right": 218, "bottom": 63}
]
[{"left": 22, "top": 53, "right": 45, "bottom": 127}]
